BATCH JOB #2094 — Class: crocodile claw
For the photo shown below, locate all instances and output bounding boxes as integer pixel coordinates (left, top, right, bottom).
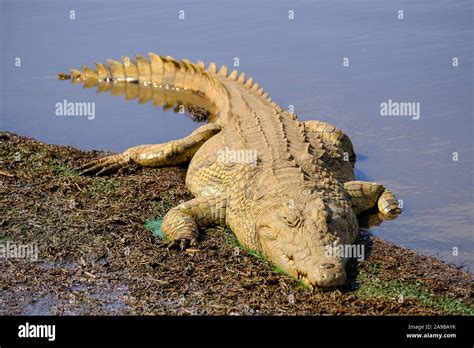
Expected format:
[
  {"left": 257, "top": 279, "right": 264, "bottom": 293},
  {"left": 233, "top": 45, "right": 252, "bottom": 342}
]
[
  {"left": 167, "top": 238, "right": 198, "bottom": 251},
  {"left": 78, "top": 154, "right": 129, "bottom": 176}
]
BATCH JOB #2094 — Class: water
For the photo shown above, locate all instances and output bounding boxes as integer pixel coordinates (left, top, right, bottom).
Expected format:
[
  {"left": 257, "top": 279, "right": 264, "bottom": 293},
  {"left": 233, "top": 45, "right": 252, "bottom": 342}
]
[{"left": 1, "top": 0, "right": 472, "bottom": 272}]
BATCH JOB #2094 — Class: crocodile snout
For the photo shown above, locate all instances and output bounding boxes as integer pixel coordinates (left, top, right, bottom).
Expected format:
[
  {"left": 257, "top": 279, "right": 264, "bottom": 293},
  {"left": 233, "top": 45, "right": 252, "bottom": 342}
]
[
  {"left": 312, "top": 267, "right": 347, "bottom": 288},
  {"left": 299, "top": 263, "right": 347, "bottom": 289}
]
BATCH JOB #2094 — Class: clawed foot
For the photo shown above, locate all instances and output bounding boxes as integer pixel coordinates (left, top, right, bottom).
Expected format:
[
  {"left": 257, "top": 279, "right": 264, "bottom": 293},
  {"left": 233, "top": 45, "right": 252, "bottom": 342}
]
[
  {"left": 378, "top": 189, "right": 401, "bottom": 218},
  {"left": 383, "top": 207, "right": 401, "bottom": 219},
  {"left": 78, "top": 153, "right": 130, "bottom": 176},
  {"left": 167, "top": 238, "right": 198, "bottom": 251}
]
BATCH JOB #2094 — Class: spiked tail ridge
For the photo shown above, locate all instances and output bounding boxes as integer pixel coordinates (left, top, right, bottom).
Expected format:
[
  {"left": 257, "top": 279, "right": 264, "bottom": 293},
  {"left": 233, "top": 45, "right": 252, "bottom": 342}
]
[{"left": 58, "top": 53, "right": 284, "bottom": 121}]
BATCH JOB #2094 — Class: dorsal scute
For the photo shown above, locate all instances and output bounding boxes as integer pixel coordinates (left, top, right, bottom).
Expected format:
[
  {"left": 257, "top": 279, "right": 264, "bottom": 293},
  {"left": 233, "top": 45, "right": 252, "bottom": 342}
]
[
  {"left": 244, "top": 77, "right": 253, "bottom": 88},
  {"left": 181, "top": 59, "right": 196, "bottom": 73},
  {"left": 228, "top": 69, "right": 238, "bottom": 80},
  {"left": 148, "top": 52, "right": 164, "bottom": 84},
  {"left": 107, "top": 59, "right": 125, "bottom": 81},
  {"left": 207, "top": 62, "right": 217, "bottom": 73},
  {"left": 95, "top": 62, "right": 110, "bottom": 80},
  {"left": 82, "top": 66, "right": 98, "bottom": 80},
  {"left": 196, "top": 60, "right": 205, "bottom": 69},
  {"left": 135, "top": 54, "right": 151, "bottom": 82},
  {"left": 219, "top": 65, "right": 228, "bottom": 76},
  {"left": 237, "top": 72, "right": 246, "bottom": 84},
  {"left": 70, "top": 69, "right": 84, "bottom": 80},
  {"left": 121, "top": 56, "right": 138, "bottom": 81}
]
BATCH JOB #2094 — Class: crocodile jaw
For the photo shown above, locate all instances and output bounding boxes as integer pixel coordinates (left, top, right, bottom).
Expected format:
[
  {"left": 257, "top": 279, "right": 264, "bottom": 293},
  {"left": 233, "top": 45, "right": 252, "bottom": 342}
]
[
  {"left": 259, "top": 235, "right": 348, "bottom": 289},
  {"left": 255, "top": 196, "right": 355, "bottom": 289}
]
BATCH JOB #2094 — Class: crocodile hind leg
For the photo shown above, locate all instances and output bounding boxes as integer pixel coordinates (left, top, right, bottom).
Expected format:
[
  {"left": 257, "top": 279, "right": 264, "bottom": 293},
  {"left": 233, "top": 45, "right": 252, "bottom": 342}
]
[
  {"left": 79, "top": 123, "right": 220, "bottom": 175},
  {"left": 343, "top": 181, "right": 401, "bottom": 217},
  {"left": 303, "top": 120, "right": 356, "bottom": 165},
  {"left": 162, "top": 196, "right": 227, "bottom": 250}
]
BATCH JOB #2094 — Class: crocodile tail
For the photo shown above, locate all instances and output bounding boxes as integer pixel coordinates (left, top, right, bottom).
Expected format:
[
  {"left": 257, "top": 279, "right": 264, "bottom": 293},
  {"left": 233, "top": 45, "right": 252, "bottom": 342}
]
[
  {"left": 58, "top": 53, "right": 230, "bottom": 115},
  {"left": 59, "top": 53, "right": 286, "bottom": 120}
]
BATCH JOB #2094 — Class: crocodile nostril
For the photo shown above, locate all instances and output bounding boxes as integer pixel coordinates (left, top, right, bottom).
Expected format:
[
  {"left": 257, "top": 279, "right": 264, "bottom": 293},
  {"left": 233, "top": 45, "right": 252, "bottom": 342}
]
[{"left": 319, "top": 263, "right": 335, "bottom": 269}]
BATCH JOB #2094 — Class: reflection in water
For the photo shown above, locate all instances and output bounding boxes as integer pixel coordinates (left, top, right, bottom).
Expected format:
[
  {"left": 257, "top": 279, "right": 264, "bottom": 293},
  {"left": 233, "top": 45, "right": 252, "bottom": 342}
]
[
  {"left": 357, "top": 210, "right": 398, "bottom": 230},
  {"left": 59, "top": 73, "right": 218, "bottom": 123}
]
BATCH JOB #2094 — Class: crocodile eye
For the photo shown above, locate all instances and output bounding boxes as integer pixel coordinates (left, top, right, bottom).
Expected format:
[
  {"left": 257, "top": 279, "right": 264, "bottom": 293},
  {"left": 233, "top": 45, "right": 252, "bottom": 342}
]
[
  {"left": 312, "top": 208, "right": 332, "bottom": 224},
  {"left": 282, "top": 214, "right": 301, "bottom": 227}
]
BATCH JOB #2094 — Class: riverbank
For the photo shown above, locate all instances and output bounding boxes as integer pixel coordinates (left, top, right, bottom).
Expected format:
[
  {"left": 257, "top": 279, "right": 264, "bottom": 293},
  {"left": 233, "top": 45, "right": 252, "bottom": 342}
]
[{"left": 1, "top": 132, "right": 472, "bottom": 315}]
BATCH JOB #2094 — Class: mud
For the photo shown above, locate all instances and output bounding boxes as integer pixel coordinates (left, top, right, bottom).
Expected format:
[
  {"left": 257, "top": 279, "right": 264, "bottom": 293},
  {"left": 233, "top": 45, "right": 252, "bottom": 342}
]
[{"left": 0, "top": 132, "right": 472, "bottom": 315}]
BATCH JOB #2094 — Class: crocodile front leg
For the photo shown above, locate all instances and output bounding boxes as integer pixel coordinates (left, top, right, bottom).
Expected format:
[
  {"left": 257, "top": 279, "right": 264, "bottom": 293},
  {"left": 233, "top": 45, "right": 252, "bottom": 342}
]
[
  {"left": 303, "top": 120, "right": 356, "bottom": 165},
  {"left": 343, "top": 180, "right": 401, "bottom": 217},
  {"left": 162, "top": 196, "right": 228, "bottom": 250},
  {"left": 79, "top": 123, "right": 220, "bottom": 175}
]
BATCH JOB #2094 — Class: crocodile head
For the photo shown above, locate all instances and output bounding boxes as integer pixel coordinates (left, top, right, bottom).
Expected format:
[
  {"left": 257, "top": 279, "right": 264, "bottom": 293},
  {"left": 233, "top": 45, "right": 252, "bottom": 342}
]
[{"left": 256, "top": 197, "right": 357, "bottom": 289}]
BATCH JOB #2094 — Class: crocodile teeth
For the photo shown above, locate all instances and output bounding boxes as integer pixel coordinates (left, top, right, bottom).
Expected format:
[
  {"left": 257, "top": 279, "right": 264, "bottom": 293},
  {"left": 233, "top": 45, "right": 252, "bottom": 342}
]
[{"left": 296, "top": 270, "right": 308, "bottom": 282}]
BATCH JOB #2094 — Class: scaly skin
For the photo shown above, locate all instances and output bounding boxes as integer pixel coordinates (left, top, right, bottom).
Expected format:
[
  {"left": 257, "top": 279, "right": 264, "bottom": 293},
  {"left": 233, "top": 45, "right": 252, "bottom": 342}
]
[{"left": 60, "top": 53, "right": 401, "bottom": 289}]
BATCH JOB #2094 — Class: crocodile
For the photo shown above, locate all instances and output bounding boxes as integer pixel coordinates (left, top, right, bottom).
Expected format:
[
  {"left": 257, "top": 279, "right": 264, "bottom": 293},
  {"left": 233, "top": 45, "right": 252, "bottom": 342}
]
[{"left": 59, "top": 53, "right": 401, "bottom": 289}]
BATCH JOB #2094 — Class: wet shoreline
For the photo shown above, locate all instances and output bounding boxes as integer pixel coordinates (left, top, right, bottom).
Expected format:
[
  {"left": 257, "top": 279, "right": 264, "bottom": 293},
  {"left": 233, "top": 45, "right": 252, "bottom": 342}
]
[{"left": 1, "top": 132, "right": 472, "bottom": 315}]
